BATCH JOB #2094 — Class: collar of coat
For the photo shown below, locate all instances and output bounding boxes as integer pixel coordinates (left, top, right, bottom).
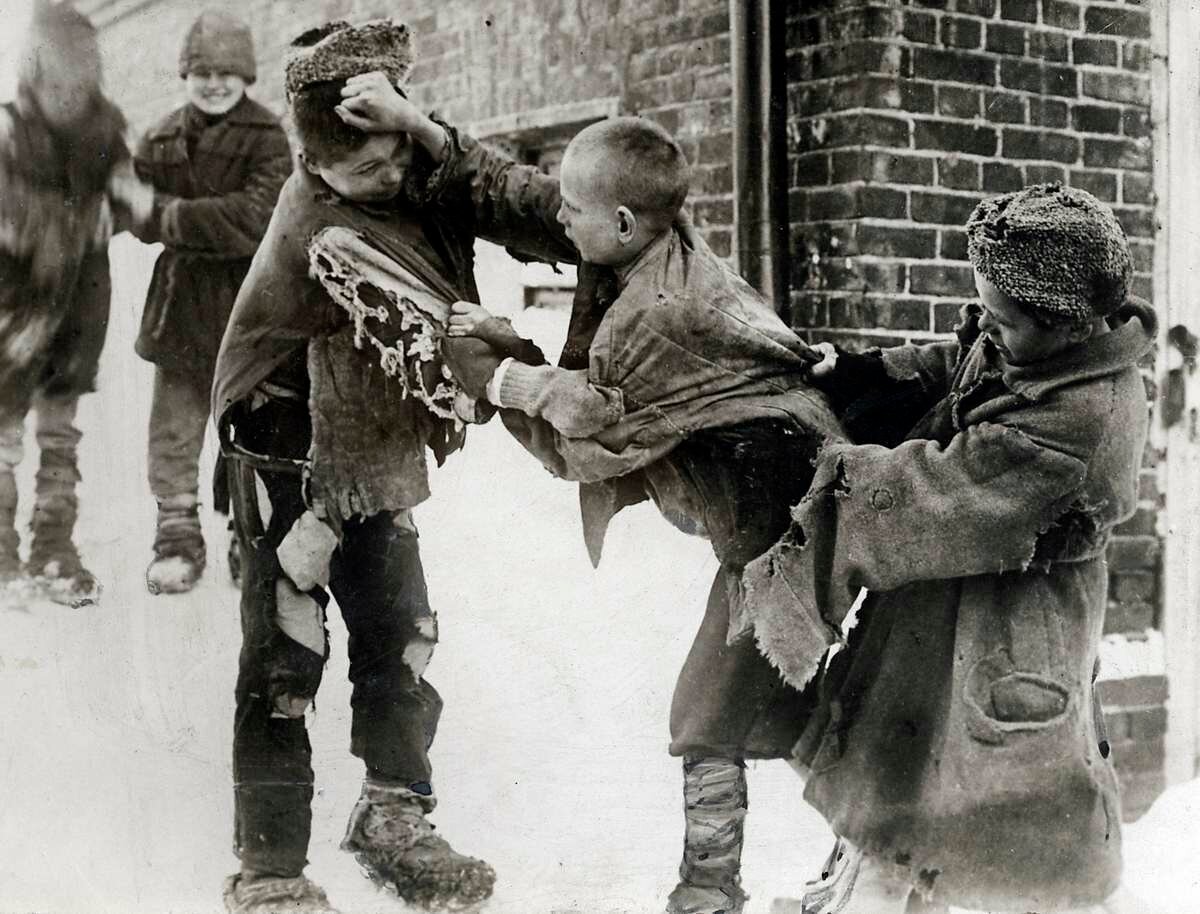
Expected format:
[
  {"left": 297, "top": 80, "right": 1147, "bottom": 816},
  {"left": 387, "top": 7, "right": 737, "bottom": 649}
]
[
  {"left": 144, "top": 95, "right": 279, "bottom": 140},
  {"left": 971, "top": 296, "right": 1158, "bottom": 401}
]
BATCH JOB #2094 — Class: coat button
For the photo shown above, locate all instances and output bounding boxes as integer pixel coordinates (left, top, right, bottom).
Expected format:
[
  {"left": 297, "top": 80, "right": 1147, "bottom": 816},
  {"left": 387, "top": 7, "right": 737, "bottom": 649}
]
[{"left": 871, "top": 488, "right": 895, "bottom": 511}]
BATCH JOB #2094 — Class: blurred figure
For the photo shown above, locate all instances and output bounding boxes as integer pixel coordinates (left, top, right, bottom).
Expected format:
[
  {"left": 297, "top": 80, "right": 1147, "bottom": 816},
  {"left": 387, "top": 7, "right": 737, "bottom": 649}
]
[{"left": 0, "top": 0, "right": 147, "bottom": 606}]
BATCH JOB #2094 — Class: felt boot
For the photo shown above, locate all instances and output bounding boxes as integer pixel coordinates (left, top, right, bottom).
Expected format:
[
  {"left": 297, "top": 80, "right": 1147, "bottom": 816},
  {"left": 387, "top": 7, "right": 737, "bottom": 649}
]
[
  {"left": 666, "top": 756, "right": 749, "bottom": 914},
  {"left": 147, "top": 493, "right": 206, "bottom": 595},
  {"left": 340, "top": 779, "right": 495, "bottom": 910},
  {"left": 27, "top": 398, "right": 98, "bottom": 606},
  {"left": 222, "top": 873, "right": 340, "bottom": 914}
]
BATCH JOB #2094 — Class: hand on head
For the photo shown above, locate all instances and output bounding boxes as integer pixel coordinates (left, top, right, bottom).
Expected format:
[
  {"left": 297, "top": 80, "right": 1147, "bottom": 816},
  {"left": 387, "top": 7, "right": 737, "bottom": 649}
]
[{"left": 335, "top": 71, "right": 421, "bottom": 133}]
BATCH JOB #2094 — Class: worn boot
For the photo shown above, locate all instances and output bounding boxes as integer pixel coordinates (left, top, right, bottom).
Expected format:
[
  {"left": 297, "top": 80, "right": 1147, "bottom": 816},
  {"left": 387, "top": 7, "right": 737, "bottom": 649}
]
[
  {"left": 27, "top": 398, "right": 98, "bottom": 606},
  {"left": 146, "top": 493, "right": 206, "bottom": 595},
  {"left": 0, "top": 417, "right": 24, "bottom": 585},
  {"left": 341, "top": 778, "right": 495, "bottom": 910},
  {"left": 222, "top": 873, "right": 340, "bottom": 914},
  {"left": 666, "top": 756, "right": 749, "bottom": 914}
]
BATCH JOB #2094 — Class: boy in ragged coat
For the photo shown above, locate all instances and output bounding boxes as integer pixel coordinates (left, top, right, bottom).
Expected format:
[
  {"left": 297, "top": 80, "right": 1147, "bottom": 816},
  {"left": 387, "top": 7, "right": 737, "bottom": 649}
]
[
  {"left": 210, "top": 20, "right": 569, "bottom": 913},
  {"left": 129, "top": 9, "right": 290, "bottom": 595},
  {"left": 742, "top": 184, "right": 1152, "bottom": 914}
]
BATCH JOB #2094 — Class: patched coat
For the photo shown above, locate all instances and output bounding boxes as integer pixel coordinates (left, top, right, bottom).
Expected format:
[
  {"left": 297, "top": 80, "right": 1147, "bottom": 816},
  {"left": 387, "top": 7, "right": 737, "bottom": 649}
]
[
  {"left": 131, "top": 96, "right": 290, "bottom": 376},
  {"left": 740, "top": 300, "right": 1155, "bottom": 911}
]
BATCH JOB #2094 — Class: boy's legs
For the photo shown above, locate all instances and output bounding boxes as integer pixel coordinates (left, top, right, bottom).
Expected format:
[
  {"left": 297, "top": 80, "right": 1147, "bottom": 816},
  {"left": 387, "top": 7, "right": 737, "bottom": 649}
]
[
  {"left": 26, "top": 393, "right": 97, "bottom": 601},
  {"left": 667, "top": 571, "right": 817, "bottom": 914},
  {"left": 0, "top": 413, "right": 24, "bottom": 579},
  {"left": 231, "top": 460, "right": 323, "bottom": 880},
  {"left": 147, "top": 365, "right": 209, "bottom": 593},
  {"left": 331, "top": 512, "right": 495, "bottom": 908}
]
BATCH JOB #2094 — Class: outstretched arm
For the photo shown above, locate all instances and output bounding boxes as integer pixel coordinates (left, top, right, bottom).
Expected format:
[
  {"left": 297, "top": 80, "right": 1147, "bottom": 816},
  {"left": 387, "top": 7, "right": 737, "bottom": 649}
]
[{"left": 739, "top": 406, "right": 1091, "bottom": 691}]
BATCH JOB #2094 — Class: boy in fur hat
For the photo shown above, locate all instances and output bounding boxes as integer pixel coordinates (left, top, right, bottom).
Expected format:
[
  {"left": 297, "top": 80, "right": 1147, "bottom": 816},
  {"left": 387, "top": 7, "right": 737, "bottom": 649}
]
[
  {"left": 743, "top": 184, "right": 1152, "bottom": 914},
  {"left": 336, "top": 84, "right": 845, "bottom": 914},
  {"left": 210, "top": 19, "right": 568, "bottom": 913},
  {"left": 0, "top": 0, "right": 145, "bottom": 605},
  {"left": 127, "top": 9, "right": 290, "bottom": 595}
]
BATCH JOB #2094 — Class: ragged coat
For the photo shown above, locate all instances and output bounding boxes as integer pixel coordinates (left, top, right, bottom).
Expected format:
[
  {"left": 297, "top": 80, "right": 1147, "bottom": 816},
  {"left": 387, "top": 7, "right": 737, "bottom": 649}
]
[
  {"left": 212, "top": 128, "right": 571, "bottom": 522},
  {"left": 740, "top": 300, "right": 1156, "bottom": 911},
  {"left": 0, "top": 93, "right": 128, "bottom": 423},
  {"left": 131, "top": 96, "right": 290, "bottom": 377},
  {"left": 423, "top": 130, "right": 844, "bottom": 564}
]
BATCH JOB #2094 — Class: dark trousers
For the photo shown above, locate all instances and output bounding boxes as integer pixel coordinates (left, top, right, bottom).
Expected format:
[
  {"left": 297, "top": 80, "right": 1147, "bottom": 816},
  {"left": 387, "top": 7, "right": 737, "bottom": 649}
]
[
  {"left": 669, "top": 569, "right": 818, "bottom": 760},
  {"left": 229, "top": 400, "right": 442, "bottom": 877},
  {"left": 664, "top": 419, "right": 821, "bottom": 761}
]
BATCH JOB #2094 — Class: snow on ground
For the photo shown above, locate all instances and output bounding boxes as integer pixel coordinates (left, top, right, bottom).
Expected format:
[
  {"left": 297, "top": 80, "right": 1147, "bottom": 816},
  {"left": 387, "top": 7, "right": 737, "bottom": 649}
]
[
  {"left": 0, "top": 236, "right": 1194, "bottom": 913},
  {"left": 0, "top": 237, "right": 829, "bottom": 914}
]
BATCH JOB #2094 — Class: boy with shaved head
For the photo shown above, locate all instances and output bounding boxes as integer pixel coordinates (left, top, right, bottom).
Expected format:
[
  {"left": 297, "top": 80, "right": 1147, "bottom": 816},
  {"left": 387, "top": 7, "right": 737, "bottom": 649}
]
[{"left": 338, "top": 81, "right": 843, "bottom": 912}]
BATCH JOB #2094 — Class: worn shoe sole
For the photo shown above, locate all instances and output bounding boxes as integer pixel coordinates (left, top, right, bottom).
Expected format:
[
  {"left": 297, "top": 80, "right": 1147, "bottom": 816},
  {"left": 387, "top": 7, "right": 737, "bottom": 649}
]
[{"left": 350, "top": 851, "right": 495, "bottom": 911}]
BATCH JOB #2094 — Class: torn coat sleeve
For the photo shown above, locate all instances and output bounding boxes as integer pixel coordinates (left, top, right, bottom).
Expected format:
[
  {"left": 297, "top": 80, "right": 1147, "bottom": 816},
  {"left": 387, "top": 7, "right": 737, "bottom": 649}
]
[
  {"left": 739, "top": 418, "right": 1089, "bottom": 690},
  {"left": 495, "top": 361, "right": 624, "bottom": 438},
  {"left": 133, "top": 127, "right": 291, "bottom": 256},
  {"left": 423, "top": 126, "right": 577, "bottom": 266}
]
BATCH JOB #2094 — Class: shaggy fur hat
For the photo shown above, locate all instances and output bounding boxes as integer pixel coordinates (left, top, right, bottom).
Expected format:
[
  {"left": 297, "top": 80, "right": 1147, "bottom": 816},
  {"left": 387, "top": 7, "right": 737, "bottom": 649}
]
[
  {"left": 967, "top": 183, "right": 1131, "bottom": 324},
  {"left": 178, "top": 10, "right": 256, "bottom": 83},
  {"left": 285, "top": 19, "right": 414, "bottom": 98}
]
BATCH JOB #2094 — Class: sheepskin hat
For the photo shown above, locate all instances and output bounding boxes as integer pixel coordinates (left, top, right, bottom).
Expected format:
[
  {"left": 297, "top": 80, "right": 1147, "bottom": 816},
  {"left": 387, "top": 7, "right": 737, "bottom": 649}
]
[
  {"left": 284, "top": 19, "right": 414, "bottom": 98},
  {"left": 178, "top": 10, "right": 257, "bottom": 83},
  {"left": 967, "top": 183, "right": 1132, "bottom": 324}
]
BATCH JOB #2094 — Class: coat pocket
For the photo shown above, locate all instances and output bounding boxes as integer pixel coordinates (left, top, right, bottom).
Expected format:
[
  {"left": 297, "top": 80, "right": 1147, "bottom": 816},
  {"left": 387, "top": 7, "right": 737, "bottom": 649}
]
[{"left": 963, "top": 650, "right": 1073, "bottom": 746}]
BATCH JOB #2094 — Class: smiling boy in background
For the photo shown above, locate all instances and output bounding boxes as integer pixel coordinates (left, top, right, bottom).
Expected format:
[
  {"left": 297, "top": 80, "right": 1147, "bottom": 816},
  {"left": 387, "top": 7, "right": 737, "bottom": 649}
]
[{"left": 129, "top": 9, "right": 290, "bottom": 595}]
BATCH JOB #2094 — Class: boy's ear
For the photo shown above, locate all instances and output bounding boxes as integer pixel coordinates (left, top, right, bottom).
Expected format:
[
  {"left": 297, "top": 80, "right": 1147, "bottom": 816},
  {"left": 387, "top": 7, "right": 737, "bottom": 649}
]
[
  {"left": 299, "top": 152, "right": 322, "bottom": 176},
  {"left": 616, "top": 205, "right": 637, "bottom": 244},
  {"left": 1067, "top": 321, "right": 1097, "bottom": 344}
]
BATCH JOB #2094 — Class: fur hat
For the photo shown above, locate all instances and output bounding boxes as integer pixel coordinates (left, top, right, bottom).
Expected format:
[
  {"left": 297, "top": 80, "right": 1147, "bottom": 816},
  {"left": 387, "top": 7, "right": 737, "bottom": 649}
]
[
  {"left": 967, "top": 183, "right": 1131, "bottom": 324},
  {"left": 285, "top": 19, "right": 414, "bottom": 98},
  {"left": 178, "top": 10, "right": 256, "bottom": 83}
]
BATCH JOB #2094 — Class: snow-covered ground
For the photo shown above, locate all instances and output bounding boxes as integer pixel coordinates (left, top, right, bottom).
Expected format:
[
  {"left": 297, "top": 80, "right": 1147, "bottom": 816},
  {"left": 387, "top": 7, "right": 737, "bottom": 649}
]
[{"left": 0, "top": 236, "right": 1195, "bottom": 913}]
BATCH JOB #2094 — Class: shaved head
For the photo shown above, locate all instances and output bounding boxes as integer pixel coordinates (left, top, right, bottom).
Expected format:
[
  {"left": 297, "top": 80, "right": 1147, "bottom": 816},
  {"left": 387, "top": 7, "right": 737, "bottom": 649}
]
[{"left": 563, "top": 117, "right": 690, "bottom": 230}]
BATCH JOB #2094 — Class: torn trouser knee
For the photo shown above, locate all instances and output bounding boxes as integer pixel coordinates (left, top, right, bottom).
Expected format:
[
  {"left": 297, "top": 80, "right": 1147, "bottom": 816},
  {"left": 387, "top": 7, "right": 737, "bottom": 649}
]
[{"left": 268, "top": 509, "right": 338, "bottom": 718}]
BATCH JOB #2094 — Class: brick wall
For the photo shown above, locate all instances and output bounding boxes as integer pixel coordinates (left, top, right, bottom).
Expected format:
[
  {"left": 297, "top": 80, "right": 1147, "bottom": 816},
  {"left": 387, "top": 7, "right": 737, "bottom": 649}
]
[
  {"left": 81, "top": 0, "right": 735, "bottom": 255},
  {"left": 84, "top": 0, "right": 1169, "bottom": 817}
]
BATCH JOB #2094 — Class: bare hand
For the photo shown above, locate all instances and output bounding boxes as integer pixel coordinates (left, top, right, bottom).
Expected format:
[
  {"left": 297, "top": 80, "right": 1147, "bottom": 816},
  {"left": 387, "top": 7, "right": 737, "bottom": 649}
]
[
  {"left": 107, "top": 164, "right": 155, "bottom": 230},
  {"left": 447, "top": 300, "right": 495, "bottom": 337},
  {"left": 336, "top": 71, "right": 425, "bottom": 133},
  {"left": 807, "top": 342, "right": 838, "bottom": 379}
]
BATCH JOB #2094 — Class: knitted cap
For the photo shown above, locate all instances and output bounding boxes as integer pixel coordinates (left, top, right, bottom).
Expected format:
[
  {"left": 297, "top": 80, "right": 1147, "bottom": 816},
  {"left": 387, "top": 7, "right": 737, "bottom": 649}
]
[
  {"left": 285, "top": 19, "right": 414, "bottom": 98},
  {"left": 178, "top": 10, "right": 256, "bottom": 84},
  {"left": 967, "top": 183, "right": 1131, "bottom": 324}
]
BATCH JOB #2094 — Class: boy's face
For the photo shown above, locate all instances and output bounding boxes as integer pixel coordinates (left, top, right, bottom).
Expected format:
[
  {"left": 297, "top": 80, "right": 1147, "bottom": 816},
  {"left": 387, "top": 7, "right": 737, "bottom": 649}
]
[
  {"left": 556, "top": 149, "right": 625, "bottom": 265},
  {"left": 185, "top": 70, "right": 247, "bottom": 116},
  {"left": 305, "top": 133, "right": 413, "bottom": 203},
  {"left": 974, "top": 272, "right": 1084, "bottom": 366}
]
